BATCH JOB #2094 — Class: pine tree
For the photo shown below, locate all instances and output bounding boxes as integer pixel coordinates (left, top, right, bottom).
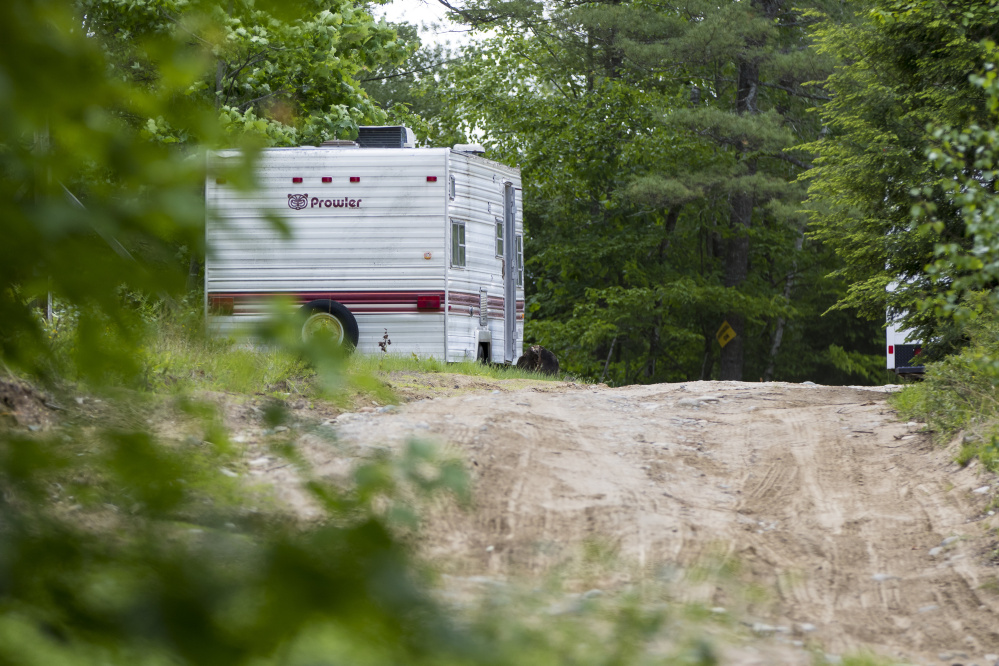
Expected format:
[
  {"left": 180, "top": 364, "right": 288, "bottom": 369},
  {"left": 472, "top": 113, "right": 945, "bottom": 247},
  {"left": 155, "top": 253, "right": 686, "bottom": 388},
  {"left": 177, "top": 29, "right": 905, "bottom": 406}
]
[{"left": 424, "top": 0, "right": 878, "bottom": 383}]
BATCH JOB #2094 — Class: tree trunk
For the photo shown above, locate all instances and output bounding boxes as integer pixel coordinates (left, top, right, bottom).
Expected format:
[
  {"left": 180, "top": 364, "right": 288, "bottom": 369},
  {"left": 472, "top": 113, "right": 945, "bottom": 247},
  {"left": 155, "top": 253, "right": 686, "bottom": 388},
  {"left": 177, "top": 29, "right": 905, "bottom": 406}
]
[
  {"left": 600, "top": 335, "right": 617, "bottom": 384},
  {"left": 719, "top": 162, "right": 754, "bottom": 380},
  {"left": 718, "top": 35, "right": 762, "bottom": 380},
  {"left": 700, "top": 325, "right": 714, "bottom": 380},
  {"left": 644, "top": 318, "right": 660, "bottom": 379},
  {"left": 762, "top": 221, "right": 805, "bottom": 381}
]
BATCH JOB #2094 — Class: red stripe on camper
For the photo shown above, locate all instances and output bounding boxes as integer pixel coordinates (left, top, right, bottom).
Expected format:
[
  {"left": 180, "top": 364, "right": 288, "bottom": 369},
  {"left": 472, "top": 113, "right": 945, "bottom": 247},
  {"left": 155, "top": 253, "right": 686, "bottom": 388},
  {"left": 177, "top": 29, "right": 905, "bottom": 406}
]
[
  {"left": 208, "top": 291, "right": 523, "bottom": 316},
  {"left": 208, "top": 291, "right": 444, "bottom": 314}
]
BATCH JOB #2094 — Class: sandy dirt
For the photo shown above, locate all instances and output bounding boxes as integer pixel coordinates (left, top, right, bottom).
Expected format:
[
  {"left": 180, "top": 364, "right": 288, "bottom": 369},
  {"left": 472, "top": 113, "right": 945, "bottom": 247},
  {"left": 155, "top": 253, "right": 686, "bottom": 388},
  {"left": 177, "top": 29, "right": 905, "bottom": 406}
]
[{"left": 259, "top": 379, "right": 999, "bottom": 665}]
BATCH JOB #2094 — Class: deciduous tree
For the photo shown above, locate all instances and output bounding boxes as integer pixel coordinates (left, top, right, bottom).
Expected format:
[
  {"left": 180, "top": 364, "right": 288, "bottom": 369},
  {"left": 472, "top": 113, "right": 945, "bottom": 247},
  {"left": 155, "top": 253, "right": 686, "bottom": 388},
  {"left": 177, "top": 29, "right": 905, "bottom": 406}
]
[{"left": 804, "top": 0, "right": 998, "bottom": 343}]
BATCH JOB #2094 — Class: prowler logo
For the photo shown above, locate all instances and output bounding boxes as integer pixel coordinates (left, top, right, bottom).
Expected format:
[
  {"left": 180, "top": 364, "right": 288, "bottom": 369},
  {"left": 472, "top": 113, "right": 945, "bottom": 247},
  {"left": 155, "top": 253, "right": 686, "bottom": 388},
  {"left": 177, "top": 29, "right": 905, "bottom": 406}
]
[{"left": 287, "top": 193, "right": 363, "bottom": 210}]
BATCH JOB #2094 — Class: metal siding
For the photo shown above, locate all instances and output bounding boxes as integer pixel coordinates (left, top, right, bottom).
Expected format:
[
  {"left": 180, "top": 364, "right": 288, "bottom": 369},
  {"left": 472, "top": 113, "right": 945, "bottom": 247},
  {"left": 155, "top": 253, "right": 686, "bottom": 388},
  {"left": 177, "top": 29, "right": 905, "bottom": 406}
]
[
  {"left": 503, "top": 182, "right": 517, "bottom": 363},
  {"left": 206, "top": 147, "right": 521, "bottom": 362},
  {"left": 207, "top": 149, "right": 448, "bottom": 293},
  {"left": 206, "top": 148, "right": 449, "bottom": 356},
  {"left": 210, "top": 312, "right": 446, "bottom": 357},
  {"left": 443, "top": 154, "right": 451, "bottom": 362},
  {"left": 445, "top": 152, "right": 524, "bottom": 362}
]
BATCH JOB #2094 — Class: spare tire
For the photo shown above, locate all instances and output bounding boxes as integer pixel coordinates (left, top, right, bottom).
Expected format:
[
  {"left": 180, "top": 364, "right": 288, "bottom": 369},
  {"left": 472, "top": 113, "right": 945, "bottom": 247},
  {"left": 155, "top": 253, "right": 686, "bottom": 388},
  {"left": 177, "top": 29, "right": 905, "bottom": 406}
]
[{"left": 299, "top": 299, "right": 359, "bottom": 351}]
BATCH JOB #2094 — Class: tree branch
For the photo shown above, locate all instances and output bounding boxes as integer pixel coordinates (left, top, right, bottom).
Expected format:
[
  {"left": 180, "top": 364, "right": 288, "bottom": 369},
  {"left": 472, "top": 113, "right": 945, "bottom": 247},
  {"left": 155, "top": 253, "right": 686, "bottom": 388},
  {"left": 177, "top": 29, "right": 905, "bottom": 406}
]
[
  {"left": 757, "top": 81, "right": 830, "bottom": 101},
  {"left": 360, "top": 55, "right": 467, "bottom": 82},
  {"left": 236, "top": 89, "right": 291, "bottom": 112},
  {"left": 772, "top": 152, "right": 813, "bottom": 169},
  {"left": 434, "top": 0, "right": 504, "bottom": 28}
]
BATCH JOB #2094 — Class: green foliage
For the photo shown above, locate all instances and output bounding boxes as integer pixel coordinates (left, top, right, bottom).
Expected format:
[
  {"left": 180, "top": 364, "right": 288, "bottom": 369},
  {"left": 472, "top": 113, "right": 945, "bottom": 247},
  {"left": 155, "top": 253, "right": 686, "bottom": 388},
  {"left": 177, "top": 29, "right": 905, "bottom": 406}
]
[
  {"left": 1, "top": 0, "right": 411, "bottom": 382},
  {"left": 1, "top": 0, "right": 211, "bottom": 380},
  {"left": 79, "top": 0, "right": 407, "bottom": 145},
  {"left": 891, "top": 293, "right": 999, "bottom": 471},
  {"left": 804, "top": 0, "right": 999, "bottom": 334},
  {"left": 823, "top": 344, "right": 889, "bottom": 385},
  {"left": 359, "top": 21, "right": 469, "bottom": 148},
  {"left": 0, "top": 400, "right": 476, "bottom": 665},
  {"left": 413, "top": 0, "right": 880, "bottom": 384},
  {"left": 917, "top": 49, "right": 999, "bottom": 322}
]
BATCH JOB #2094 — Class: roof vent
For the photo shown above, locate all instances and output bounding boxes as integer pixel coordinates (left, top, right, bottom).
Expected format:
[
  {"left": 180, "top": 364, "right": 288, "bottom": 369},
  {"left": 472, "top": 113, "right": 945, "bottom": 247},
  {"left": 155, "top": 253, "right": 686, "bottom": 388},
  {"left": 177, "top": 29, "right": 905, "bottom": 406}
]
[
  {"left": 453, "top": 143, "right": 486, "bottom": 154},
  {"left": 322, "top": 139, "right": 359, "bottom": 148},
  {"left": 356, "top": 126, "right": 416, "bottom": 148}
]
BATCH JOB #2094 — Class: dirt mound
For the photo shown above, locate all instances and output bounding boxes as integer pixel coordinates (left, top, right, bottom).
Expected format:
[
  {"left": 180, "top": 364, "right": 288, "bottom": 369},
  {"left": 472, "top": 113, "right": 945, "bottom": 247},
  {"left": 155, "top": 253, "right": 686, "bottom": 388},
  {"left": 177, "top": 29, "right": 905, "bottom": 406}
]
[
  {"left": 0, "top": 378, "right": 60, "bottom": 430},
  {"left": 384, "top": 371, "right": 576, "bottom": 402},
  {"left": 281, "top": 380, "right": 999, "bottom": 664}
]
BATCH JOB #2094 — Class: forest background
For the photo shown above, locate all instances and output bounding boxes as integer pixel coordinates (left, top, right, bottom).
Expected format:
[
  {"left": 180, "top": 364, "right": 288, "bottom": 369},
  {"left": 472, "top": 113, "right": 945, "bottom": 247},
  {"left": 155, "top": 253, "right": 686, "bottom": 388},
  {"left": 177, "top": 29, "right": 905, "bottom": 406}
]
[
  {"left": 2, "top": 0, "right": 999, "bottom": 663},
  {"left": 363, "top": 0, "right": 999, "bottom": 387}
]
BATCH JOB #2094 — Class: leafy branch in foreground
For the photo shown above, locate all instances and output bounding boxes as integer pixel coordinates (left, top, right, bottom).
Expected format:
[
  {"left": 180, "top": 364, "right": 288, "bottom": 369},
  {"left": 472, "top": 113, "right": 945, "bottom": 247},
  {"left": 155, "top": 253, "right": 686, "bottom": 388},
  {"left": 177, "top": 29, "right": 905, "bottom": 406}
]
[{"left": 0, "top": 395, "right": 475, "bottom": 665}]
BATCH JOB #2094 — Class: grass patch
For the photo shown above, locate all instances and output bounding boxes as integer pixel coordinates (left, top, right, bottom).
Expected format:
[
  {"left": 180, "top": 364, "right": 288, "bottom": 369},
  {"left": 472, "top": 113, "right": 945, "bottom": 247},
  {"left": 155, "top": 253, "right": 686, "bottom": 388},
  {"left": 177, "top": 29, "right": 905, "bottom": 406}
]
[
  {"left": 352, "top": 352, "right": 566, "bottom": 383},
  {"left": 136, "top": 303, "right": 566, "bottom": 407},
  {"left": 834, "top": 655, "right": 901, "bottom": 666},
  {"left": 144, "top": 332, "right": 314, "bottom": 396},
  {"left": 890, "top": 301, "right": 999, "bottom": 472}
]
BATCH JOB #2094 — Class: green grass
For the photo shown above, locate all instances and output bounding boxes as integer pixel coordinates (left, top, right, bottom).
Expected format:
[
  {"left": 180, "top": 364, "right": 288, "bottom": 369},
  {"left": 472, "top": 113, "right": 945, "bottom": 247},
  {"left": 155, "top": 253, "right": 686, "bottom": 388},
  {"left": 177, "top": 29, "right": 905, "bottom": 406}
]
[
  {"left": 889, "top": 300, "right": 999, "bottom": 473},
  {"left": 352, "top": 352, "right": 567, "bottom": 382},
  {"left": 834, "top": 655, "right": 902, "bottom": 666},
  {"left": 137, "top": 304, "right": 565, "bottom": 404}
]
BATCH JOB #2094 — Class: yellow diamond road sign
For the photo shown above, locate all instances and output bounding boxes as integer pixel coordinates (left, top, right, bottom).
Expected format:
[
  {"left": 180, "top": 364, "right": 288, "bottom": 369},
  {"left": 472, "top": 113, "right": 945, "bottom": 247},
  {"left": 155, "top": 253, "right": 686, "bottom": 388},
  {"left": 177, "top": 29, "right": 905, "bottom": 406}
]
[{"left": 716, "top": 321, "right": 736, "bottom": 348}]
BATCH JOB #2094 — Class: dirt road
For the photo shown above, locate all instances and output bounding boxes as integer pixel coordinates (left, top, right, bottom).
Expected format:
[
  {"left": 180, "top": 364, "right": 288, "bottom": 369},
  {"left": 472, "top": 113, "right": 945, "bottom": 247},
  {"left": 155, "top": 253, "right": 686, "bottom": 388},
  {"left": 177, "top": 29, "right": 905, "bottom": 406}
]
[{"left": 271, "top": 379, "right": 999, "bottom": 664}]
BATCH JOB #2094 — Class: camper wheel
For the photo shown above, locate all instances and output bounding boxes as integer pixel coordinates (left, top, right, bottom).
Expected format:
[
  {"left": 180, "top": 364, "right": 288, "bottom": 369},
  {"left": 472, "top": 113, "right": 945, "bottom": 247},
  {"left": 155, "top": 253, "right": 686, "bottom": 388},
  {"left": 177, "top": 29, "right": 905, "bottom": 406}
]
[{"left": 299, "top": 300, "right": 359, "bottom": 351}]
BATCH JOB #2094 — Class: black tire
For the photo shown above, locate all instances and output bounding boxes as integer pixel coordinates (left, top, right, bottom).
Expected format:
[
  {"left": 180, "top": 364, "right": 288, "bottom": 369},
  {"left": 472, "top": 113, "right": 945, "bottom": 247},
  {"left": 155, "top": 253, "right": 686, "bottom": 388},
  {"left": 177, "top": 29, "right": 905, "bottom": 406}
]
[
  {"left": 299, "top": 299, "right": 359, "bottom": 351},
  {"left": 476, "top": 342, "right": 490, "bottom": 363}
]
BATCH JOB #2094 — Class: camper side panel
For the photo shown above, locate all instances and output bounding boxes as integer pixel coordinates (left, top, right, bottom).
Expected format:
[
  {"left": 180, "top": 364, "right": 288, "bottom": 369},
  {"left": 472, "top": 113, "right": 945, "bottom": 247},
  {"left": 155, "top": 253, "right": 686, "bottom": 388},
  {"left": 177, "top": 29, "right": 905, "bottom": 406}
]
[
  {"left": 445, "top": 152, "right": 524, "bottom": 363},
  {"left": 886, "top": 323, "right": 924, "bottom": 373},
  {"left": 206, "top": 148, "right": 450, "bottom": 357}
]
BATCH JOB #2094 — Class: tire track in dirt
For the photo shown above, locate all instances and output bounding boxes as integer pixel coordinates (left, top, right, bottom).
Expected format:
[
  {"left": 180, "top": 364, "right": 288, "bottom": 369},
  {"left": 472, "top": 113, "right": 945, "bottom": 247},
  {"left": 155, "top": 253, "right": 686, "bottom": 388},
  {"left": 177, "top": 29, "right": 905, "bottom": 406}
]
[{"left": 294, "top": 380, "right": 999, "bottom": 664}]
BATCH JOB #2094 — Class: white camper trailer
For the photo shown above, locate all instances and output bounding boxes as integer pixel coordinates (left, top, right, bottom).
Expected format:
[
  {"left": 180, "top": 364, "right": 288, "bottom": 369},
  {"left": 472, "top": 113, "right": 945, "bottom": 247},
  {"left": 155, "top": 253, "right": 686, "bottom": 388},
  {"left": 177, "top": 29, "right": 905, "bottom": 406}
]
[
  {"left": 886, "top": 323, "right": 925, "bottom": 376},
  {"left": 205, "top": 127, "right": 525, "bottom": 364},
  {"left": 885, "top": 280, "right": 925, "bottom": 377}
]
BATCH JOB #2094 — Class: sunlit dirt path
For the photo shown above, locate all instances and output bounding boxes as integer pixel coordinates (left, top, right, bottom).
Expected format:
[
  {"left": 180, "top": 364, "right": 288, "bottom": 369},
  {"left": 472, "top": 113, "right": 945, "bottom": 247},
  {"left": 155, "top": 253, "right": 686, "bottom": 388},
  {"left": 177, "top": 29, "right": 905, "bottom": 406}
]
[{"left": 274, "top": 380, "right": 999, "bottom": 664}]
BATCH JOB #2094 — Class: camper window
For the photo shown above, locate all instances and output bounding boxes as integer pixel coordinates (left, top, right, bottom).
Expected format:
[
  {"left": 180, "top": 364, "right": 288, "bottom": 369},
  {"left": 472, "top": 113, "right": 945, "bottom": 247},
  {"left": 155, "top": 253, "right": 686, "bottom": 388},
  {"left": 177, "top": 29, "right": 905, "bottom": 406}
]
[
  {"left": 451, "top": 220, "right": 466, "bottom": 267},
  {"left": 495, "top": 220, "right": 503, "bottom": 257}
]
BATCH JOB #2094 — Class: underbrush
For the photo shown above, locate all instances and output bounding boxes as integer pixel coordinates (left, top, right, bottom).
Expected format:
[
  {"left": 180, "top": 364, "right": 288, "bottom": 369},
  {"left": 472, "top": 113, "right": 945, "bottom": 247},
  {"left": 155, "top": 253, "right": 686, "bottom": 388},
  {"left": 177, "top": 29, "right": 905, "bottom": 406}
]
[
  {"left": 143, "top": 307, "right": 316, "bottom": 395},
  {"left": 0, "top": 379, "right": 480, "bottom": 666},
  {"left": 37, "top": 297, "right": 563, "bottom": 403},
  {"left": 354, "top": 352, "right": 565, "bottom": 382},
  {"left": 137, "top": 304, "right": 563, "bottom": 402},
  {"left": 891, "top": 302, "right": 999, "bottom": 472}
]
